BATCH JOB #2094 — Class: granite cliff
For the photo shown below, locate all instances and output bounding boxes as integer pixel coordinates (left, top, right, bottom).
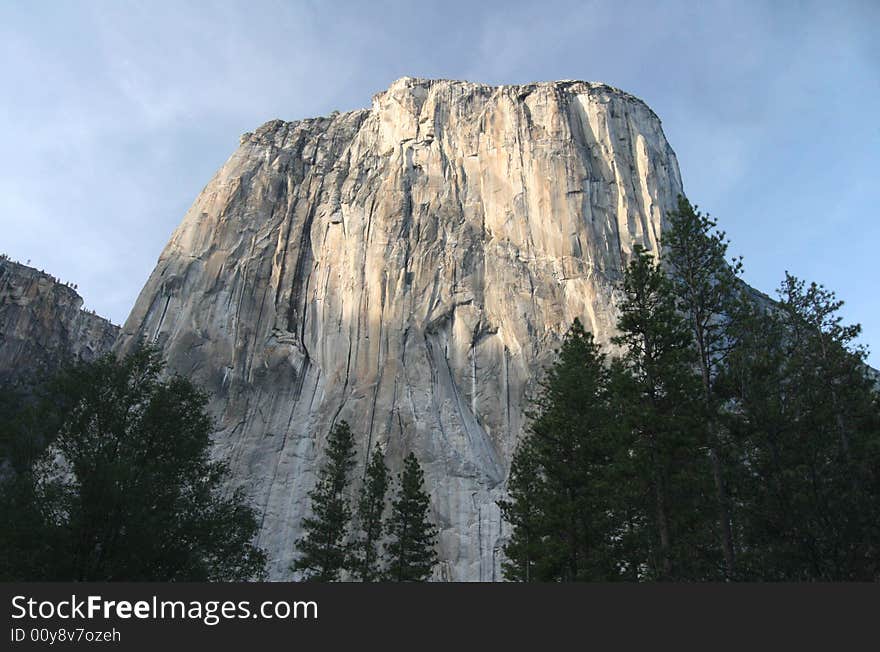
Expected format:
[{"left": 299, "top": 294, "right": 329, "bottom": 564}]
[
  {"left": 116, "top": 77, "right": 684, "bottom": 580},
  {"left": 0, "top": 258, "right": 119, "bottom": 386}
]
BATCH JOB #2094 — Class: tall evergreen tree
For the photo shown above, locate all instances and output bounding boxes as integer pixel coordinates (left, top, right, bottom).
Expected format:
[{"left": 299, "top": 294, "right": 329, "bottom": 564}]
[
  {"left": 662, "top": 195, "right": 743, "bottom": 578},
  {"left": 384, "top": 452, "right": 438, "bottom": 582},
  {"left": 777, "top": 273, "right": 872, "bottom": 463},
  {"left": 351, "top": 447, "right": 389, "bottom": 581},
  {"left": 718, "top": 296, "right": 793, "bottom": 579},
  {"left": 291, "top": 421, "right": 357, "bottom": 581},
  {"left": 498, "top": 434, "right": 545, "bottom": 581},
  {"left": 722, "top": 275, "right": 880, "bottom": 580},
  {"left": 777, "top": 274, "right": 880, "bottom": 580},
  {"left": 500, "top": 320, "right": 624, "bottom": 581},
  {"left": 611, "top": 246, "right": 719, "bottom": 580}
]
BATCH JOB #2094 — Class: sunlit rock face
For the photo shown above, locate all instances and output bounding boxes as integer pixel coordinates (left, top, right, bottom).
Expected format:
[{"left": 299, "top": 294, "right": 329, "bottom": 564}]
[
  {"left": 0, "top": 258, "right": 118, "bottom": 386},
  {"left": 117, "top": 77, "right": 684, "bottom": 580}
]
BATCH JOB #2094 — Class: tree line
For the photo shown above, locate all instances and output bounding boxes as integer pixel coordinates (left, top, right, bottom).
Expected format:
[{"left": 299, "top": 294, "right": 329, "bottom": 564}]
[{"left": 500, "top": 196, "right": 880, "bottom": 581}]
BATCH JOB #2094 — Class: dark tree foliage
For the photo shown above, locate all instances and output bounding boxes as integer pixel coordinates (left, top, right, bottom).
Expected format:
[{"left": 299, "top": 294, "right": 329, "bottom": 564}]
[
  {"left": 0, "top": 381, "right": 46, "bottom": 472},
  {"left": 498, "top": 434, "right": 546, "bottom": 581},
  {"left": 384, "top": 452, "right": 438, "bottom": 582},
  {"left": 500, "top": 320, "right": 624, "bottom": 581},
  {"left": 0, "top": 347, "right": 266, "bottom": 581},
  {"left": 291, "top": 420, "right": 357, "bottom": 581},
  {"left": 722, "top": 275, "right": 880, "bottom": 580},
  {"left": 662, "top": 195, "right": 743, "bottom": 577},
  {"left": 351, "top": 447, "right": 389, "bottom": 581},
  {"left": 500, "top": 197, "right": 879, "bottom": 582},
  {"left": 611, "top": 246, "right": 720, "bottom": 580},
  {"left": 1, "top": 377, "right": 74, "bottom": 580}
]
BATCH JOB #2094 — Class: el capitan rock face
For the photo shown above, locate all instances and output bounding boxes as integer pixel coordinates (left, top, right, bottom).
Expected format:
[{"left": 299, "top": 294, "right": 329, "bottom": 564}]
[{"left": 117, "top": 77, "right": 684, "bottom": 580}]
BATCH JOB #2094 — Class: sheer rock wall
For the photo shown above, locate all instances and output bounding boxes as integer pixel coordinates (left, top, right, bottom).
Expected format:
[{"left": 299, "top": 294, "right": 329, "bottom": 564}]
[{"left": 117, "top": 78, "right": 684, "bottom": 580}]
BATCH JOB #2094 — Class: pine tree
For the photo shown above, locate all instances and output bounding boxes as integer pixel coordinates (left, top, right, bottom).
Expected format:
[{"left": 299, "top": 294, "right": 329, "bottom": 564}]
[
  {"left": 384, "top": 452, "right": 438, "bottom": 582},
  {"left": 611, "top": 246, "right": 719, "bottom": 580},
  {"left": 662, "top": 195, "right": 743, "bottom": 578},
  {"left": 777, "top": 273, "right": 871, "bottom": 462},
  {"left": 717, "top": 296, "right": 793, "bottom": 579},
  {"left": 722, "top": 274, "right": 880, "bottom": 580},
  {"left": 500, "top": 320, "right": 624, "bottom": 581},
  {"left": 351, "top": 447, "right": 389, "bottom": 581},
  {"left": 498, "top": 434, "right": 545, "bottom": 581},
  {"left": 291, "top": 421, "right": 356, "bottom": 581},
  {"left": 777, "top": 274, "right": 880, "bottom": 579}
]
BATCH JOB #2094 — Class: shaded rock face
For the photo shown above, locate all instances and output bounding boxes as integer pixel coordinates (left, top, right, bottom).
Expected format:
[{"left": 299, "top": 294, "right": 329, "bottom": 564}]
[
  {"left": 0, "top": 259, "right": 119, "bottom": 386},
  {"left": 117, "top": 78, "right": 684, "bottom": 580}
]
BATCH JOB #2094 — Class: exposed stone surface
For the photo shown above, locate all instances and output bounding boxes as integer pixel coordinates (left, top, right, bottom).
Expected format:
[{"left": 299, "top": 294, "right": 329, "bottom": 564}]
[
  {"left": 117, "top": 77, "right": 684, "bottom": 580},
  {"left": 0, "top": 258, "right": 119, "bottom": 386}
]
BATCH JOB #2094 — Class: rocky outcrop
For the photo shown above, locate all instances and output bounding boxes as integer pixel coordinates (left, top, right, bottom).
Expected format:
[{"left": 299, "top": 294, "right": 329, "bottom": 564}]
[
  {"left": 117, "top": 77, "right": 684, "bottom": 580},
  {"left": 0, "top": 258, "right": 119, "bottom": 386}
]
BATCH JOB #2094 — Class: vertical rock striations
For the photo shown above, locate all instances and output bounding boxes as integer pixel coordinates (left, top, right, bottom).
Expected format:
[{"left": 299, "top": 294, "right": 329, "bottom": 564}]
[
  {"left": 0, "top": 258, "right": 119, "bottom": 386},
  {"left": 117, "top": 78, "right": 684, "bottom": 580}
]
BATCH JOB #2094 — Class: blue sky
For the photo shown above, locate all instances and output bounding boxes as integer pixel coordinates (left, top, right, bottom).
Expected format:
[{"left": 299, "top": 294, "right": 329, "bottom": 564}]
[{"left": 1, "top": 0, "right": 877, "bottom": 363}]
